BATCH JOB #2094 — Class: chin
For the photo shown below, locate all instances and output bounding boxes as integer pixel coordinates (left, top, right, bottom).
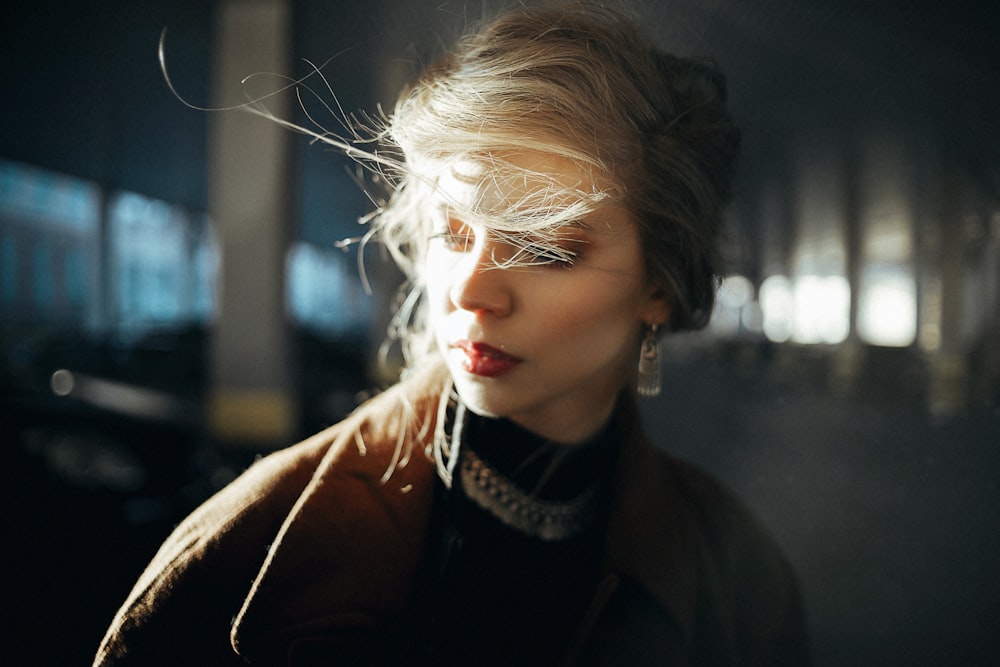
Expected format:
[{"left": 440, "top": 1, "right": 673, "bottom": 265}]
[
  {"left": 461, "top": 401, "right": 501, "bottom": 420},
  {"left": 449, "top": 377, "right": 506, "bottom": 420}
]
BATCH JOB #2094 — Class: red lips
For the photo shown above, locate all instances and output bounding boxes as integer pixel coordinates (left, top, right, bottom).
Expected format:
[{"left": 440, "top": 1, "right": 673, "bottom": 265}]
[{"left": 455, "top": 340, "right": 521, "bottom": 377}]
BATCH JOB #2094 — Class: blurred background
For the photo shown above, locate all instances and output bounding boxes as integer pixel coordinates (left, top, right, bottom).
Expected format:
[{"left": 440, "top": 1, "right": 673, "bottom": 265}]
[{"left": 1, "top": 0, "right": 997, "bottom": 664}]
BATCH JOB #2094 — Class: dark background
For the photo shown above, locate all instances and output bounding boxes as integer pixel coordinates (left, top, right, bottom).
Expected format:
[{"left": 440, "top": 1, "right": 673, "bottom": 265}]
[{"left": 2, "top": 1, "right": 999, "bottom": 665}]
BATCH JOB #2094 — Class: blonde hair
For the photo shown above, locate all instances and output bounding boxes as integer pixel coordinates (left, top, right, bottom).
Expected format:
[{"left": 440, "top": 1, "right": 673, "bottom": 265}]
[
  {"left": 185, "top": 3, "right": 740, "bottom": 374},
  {"left": 371, "top": 3, "right": 740, "bottom": 371}
]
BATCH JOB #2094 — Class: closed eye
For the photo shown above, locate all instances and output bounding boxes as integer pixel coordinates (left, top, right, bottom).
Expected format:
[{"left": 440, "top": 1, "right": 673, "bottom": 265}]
[
  {"left": 511, "top": 241, "right": 579, "bottom": 268},
  {"left": 429, "top": 219, "right": 475, "bottom": 252}
]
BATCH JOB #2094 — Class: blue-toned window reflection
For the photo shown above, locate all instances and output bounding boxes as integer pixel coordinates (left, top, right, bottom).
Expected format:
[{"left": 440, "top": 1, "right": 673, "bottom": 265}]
[
  {"left": 0, "top": 159, "right": 215, "bottom": 331},
  {"left": 32, "top": 243, "right": 54, "bottom": 312},
  {"left": 0, "top": 159, "right": 99, "bottom": 325},
  {"left": 0, "top": 232, "right": 16, "bottom": 307},
  {"left": 286, "top": 241, "right": 370, "bottom": 336},
  {"left": 108, "top": 191, "right": 216, "bottom": 330},
  {"left": 65, "top": 246, "right": 87, "bottom": 309}
]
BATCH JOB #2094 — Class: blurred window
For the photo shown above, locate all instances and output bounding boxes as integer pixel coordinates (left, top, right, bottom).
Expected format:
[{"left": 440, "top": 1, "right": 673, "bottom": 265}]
[
  {"left": 0, "top": 160, "right": 99, "bottom": 325},
  {"left": 0, "top": 159, "right": 216, "bottom": 333},
  {"left": 1, "top": 231, "right": 17, "bottom": 307},
  {"left": 709, "top": 275, "right": 760, "bottom": 338},
  {"left": 858, "top": 264, "right": 917, "bottom": 347},
  {"left": 108, "top": 191, "right": 216, "bottom": 332},
  {"left": 792, "top": 275, "right": 851, "bottom": 345},
  {"left": 760, "top": 275, "right": 794, "bottom": 343},
  {"left": 286, "top": 241, "right": 370, "bottom": 337},
  {"left": 759, "top": 274, "right": 851, "bottom": 345}
]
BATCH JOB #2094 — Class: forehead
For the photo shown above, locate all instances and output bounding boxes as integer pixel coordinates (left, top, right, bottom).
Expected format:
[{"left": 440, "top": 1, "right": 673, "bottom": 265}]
[{"left": 431, "top": 151, "right": 608, "bottom": 219}]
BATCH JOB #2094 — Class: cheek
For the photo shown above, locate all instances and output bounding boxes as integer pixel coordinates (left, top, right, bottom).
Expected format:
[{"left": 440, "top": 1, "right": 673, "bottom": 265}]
[
  {"left": 422, "top": 257, "right": 455, "bottom": 333},
  {"left": 548, "top": 287, "right": 642, "bottom": 345},
  {"left": 600, "top": 286, "right": 649, "bottom": 346},
  {"left": 422, "top": 256, "right": 449, "bottom": 304},
  {"left": 567, "top": 273, "right": 645, "bottom": 321}
]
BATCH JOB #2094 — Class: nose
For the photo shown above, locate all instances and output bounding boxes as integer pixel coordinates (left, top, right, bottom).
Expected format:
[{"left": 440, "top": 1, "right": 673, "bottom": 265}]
[{"left": 449, "top": 237, "right": 513, "bottom": 317}]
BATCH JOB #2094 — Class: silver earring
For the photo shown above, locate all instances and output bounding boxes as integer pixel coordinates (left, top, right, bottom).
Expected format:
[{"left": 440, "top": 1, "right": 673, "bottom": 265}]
[{"left": 637, "top": 324, "right": 661, "bottom": 397}]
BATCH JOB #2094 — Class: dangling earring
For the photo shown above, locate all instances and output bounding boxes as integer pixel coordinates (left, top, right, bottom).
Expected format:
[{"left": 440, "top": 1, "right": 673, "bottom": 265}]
[{"left": 637, "top": 324, "right": 661, "bottom": 397}]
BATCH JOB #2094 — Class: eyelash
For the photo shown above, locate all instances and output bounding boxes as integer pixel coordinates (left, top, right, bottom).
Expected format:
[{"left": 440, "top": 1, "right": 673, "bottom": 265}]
[
  {"left": 428, "top": 229, "right": 473, "bottom": 252},
  {"left": 428, "top": 225, "right": 580, "bottom": 268},
  {"left": 516, "top": 243, "right": 578, "bottom": 268}
]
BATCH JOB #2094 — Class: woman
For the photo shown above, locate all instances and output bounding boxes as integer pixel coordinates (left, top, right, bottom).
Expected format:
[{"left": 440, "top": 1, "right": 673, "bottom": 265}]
[{"left": 95, "top": 3, "right": 809, "bottom": 665}]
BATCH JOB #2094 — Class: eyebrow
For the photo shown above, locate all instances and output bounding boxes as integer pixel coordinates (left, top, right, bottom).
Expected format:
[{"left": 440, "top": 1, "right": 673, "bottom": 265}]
[{"left": 431, "top": 196, "right": 597, "bottom": 233}]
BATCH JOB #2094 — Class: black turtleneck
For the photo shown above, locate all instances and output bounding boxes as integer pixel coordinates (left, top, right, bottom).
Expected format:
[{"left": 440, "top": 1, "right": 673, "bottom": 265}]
[{"left": 415, "top": 407, "right": 620, "bottom": 665}]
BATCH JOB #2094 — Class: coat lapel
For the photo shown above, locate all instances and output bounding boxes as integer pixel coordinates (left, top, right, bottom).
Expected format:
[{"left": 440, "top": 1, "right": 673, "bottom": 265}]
[
  {"left": 231, "top": 369, "right": 704, "bottom": 662},
  {"left": 230, "top": 368, "right": 443, "bottom": 661},
  {"left": 601, "top": 393, "right": 703, "bottom": 644}
]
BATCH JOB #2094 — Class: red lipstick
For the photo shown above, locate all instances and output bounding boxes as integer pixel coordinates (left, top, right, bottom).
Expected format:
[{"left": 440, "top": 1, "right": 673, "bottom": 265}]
[{"left": 455, "top": 340, "right": 521, "bottom": 377}]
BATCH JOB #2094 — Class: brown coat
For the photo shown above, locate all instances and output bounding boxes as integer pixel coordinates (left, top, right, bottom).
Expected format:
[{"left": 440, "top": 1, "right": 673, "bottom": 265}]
[{"left": 94, "top": 364, "right": 809, "bottom": 665}]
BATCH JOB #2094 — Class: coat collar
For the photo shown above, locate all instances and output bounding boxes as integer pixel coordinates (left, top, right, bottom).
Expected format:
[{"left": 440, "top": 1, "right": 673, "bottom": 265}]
[
  {"left": 230, "top": 365, "right": 445, "bottom": 660},
  {"left": 603, "top": 391, "right": 702, "bottom": 641},
  {"left": 230, "top": 365, "right": 703, "bottom": 660}
]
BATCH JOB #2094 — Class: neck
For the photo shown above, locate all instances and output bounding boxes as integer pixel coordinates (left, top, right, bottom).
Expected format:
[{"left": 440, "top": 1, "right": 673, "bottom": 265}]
[{"left": 504, "top": 391, "right": 621, "bottom": 445}]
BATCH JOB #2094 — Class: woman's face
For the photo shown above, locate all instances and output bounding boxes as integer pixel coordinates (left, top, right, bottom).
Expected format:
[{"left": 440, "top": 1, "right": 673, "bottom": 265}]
[{"left": 423, "top": 152, "right": 669, "bottom": 443}]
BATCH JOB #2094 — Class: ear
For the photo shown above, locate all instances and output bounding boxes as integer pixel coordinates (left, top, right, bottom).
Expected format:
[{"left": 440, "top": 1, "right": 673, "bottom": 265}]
[{"left": 640, "top": 284, "right": 672, "bottom": 328}]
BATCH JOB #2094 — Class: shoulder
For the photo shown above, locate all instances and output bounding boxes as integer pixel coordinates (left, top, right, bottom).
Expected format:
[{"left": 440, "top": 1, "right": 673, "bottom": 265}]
[
  {"left": 95, "top": 366, "right": 449, "bottom": 664},
  {"left": 649, "top": 448, "right": 811, "bottom": 663},
  {"left": 631, "top": 443, "right": 796, "bottom": 591},
  {"left": 611, "top": 394, "right": 788, "bottom": 570},
  {"left": 609, "top": 433, "right": 810, "bottom": 664},
  {"left": 170, "top": 362, "right": 450, "bottom": 567},
  {"left": 654, "top": 451, "right": 778, "bottom": 557},
  {"left": 183, "top": 361, "right": 449, "bottom": 547}
]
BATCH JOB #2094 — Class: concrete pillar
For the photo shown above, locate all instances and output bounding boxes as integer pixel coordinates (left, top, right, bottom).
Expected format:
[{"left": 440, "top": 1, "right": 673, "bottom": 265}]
[
  {"left": 830, "top": 129, "right": 864, "bottom": 397},
  {"left": 927, "top": 162, "right": 970, "bottom": 417},
  {"left": 207, "top": 0, "right": 296, "bottom": 448}
]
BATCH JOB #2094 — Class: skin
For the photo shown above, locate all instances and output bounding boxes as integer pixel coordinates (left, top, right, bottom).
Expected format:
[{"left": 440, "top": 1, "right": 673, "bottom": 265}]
[{"left": 423, "top": 152, "right": 670, "bottom": 444}]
